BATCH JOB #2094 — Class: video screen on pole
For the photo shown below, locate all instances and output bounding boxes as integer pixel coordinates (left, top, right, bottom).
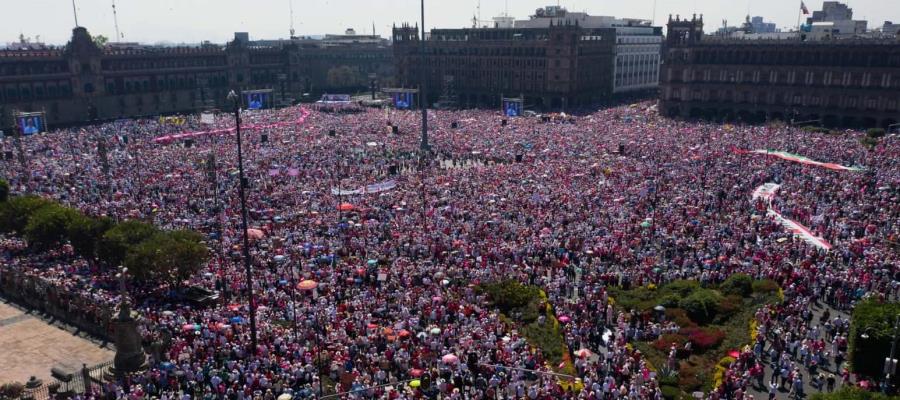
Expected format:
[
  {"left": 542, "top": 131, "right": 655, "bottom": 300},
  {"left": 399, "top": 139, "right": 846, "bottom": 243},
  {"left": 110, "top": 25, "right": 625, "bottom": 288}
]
[
  {"left": 18, "top": 114, "right": 45, "bottom": 135},
  {"left": 245, "top": 92, "right": 271, "bottom": 110},
  {"left": 503, "top": 99, "right": 523, "bottom": 117},
  {"left": 393, "top": 92, "right": 413, "bottom": 109}
]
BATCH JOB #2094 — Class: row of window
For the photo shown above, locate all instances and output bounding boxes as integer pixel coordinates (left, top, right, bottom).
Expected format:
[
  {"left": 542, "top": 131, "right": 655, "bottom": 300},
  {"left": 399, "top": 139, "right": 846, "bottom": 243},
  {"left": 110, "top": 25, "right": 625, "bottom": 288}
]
[
  {"left": 691, "top": 49, "right": 900, "bottom": 68},
  {"left": 0, "top": 81, "right": 72, "bottom": 102},
  {"left": 676, "top": 68, "right": 899, "bottom": 89},
  {"left": 0, "top": 61, "right": 69, "bottom": 77},
  {"left": 671, "top": 88, "right": 900, "bottom": 111},
  {"left": 101, "top": 57, "right": 227, "bottom": 71}
]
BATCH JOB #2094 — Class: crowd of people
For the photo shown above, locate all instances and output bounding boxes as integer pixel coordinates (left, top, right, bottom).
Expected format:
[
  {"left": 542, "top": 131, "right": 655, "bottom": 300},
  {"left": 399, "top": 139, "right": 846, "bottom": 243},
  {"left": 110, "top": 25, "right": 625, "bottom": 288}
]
[{"left": 1, "top": 101, "right": 898, "bottom": 400}]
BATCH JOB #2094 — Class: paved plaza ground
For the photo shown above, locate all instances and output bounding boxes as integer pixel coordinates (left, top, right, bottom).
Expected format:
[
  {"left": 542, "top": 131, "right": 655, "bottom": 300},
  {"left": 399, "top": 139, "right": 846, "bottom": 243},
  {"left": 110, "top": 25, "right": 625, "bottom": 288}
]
[{"left": 0, "top": 299, "right": 114, "bottom": 384}]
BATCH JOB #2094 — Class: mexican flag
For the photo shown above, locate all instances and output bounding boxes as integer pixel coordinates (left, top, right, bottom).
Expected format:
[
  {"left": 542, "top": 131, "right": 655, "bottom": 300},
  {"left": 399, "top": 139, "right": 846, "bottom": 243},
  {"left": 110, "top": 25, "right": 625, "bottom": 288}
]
[
  {"left": 734, "top": 148, "right": 864, "bottom": 172},
  {"left": 767, "top": 209, "right": 832, "bottom": 251}
]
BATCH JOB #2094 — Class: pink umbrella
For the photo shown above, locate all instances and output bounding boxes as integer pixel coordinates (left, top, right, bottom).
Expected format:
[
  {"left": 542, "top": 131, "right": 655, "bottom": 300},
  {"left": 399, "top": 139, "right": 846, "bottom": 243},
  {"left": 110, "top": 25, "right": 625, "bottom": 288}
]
[
  {"left": 409, "top": 368, "right": 424, "bottom": 377},
  {"left": 441, "top": 354, "right": 459, "bottom": 364},
  {"left": 574, "top": 349, "right": 593, "bottom": 358},
  {"left": 182, "top": 323, "right": 198, "bottom": 332},
  {"left": 298, "top": 280, "right": 318, "bottom": 291},
  {"left": 246, "top": 229, "right": 265, "bottom": 240},
  {"left": 558, "top": 315, "right": 571, "bottom": 323},
  {"left": 432, "top": 296, "right": 443, "bottom": 302}
]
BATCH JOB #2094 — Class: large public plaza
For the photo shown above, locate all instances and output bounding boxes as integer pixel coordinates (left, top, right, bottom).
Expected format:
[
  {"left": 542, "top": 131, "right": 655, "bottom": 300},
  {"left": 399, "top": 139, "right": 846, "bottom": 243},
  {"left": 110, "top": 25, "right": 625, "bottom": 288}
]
[{"left": 0, "top": 101, "right": 897, "bottom": 399}]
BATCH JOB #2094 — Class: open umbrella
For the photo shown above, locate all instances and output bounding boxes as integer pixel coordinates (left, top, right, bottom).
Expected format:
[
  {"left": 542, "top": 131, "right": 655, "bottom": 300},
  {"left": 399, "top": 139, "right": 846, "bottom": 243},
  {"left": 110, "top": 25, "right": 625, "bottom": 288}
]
[
  {"left": 298, "top": 280, "right": 318, "bottom": 291},
  {"left": 441, "top": 354, "right": 459, "bottom": 364},
  {"left": 230, "top": 316, "right": 244, "bottom": 324},
  {"left": 430, "top": 327, "right": 441, "bottom": 335},
  {"left": 338, "top": 203, "right": 355, "bottom": 211},
  {"left": 558, "top": 315, "right": 571, "bottom": 323},
  {"left": 277, "top": 394, "right": 292, "bottom": 400},
  {"left": 574, "top": 349, "right": 593, "bottom": 358},
  {"left": 409, "top": 380, "right": 421, "bottom": 388},
  {"left": 409, "top": 369, "right": 424, "bottom": 377},
  {"left": 246, "top": 229, "right": 265, "bottom": 240}
]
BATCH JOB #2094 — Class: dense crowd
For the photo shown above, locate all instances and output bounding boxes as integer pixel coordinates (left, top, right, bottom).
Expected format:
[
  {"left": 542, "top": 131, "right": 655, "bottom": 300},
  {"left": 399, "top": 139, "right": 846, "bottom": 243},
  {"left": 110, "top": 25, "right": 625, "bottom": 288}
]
[{"left": 1, "top": 102, "right": 898, "bottom": 400}]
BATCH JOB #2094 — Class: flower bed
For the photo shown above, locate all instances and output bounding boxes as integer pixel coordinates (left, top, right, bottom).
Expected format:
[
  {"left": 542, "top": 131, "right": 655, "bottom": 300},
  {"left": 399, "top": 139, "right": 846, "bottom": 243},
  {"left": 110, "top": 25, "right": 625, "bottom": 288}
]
[{"left": 611, "top": 275, "right": 781, "bottom": 397}]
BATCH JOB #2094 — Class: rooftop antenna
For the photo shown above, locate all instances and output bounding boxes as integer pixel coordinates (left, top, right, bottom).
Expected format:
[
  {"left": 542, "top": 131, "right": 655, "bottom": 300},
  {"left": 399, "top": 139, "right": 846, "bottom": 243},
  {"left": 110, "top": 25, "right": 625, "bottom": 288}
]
[
  {"left": 652, "top": 0, "right": 657, "bottom": 26},
  {"left": 289, "top": 0, "right": 296, "bottom": 38},
  {"left": 504, "top": 0, "right": 509, "bottom": 17},
  {"left": 477, "top": 0, "right": 481, "bottom": 27},
  {"left": 373, "top": 21, "right": 376, "bottom": 36},
  {"left": 112, "top": 0, "right": 121, "bottom": 41},
  {"left": 71, "top": 0, "right": 80, "bottom": 27}
]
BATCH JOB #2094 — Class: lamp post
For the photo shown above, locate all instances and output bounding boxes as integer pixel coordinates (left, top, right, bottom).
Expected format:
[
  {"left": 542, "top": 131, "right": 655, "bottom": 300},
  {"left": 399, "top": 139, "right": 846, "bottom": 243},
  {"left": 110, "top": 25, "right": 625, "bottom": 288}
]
[
  {"left": 886, "top": 315, "right": 900, "bottom": 394},
  {"left": 227, "top": 90, "right": 258, "bottom": 354},
  {"left": 419, "top": 0, "right": 429, "bottom": 153}
]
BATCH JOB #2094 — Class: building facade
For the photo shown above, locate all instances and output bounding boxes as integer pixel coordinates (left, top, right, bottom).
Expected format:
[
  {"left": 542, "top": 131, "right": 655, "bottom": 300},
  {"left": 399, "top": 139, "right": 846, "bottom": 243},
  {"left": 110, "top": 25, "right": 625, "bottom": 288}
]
[
  {"left": 513, "top": 6, "right": 663, "bottom": 94},
  {"left": 659, "top": 15, "right": 900, "bottom": 128},
  {"left": 0, "top": 27, "right": 393, "bottom": 130},
  {"left": 393, "top": 22, "right": 616, "bottom": 109}
]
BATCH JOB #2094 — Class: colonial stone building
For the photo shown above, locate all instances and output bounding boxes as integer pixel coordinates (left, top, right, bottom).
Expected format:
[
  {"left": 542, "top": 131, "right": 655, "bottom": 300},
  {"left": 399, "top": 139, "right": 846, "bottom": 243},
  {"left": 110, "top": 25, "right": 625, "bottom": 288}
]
[
  {"left": 0, "top": 27, "right": 393, "bottom": 130},
  {"left": 392, "top": 22, "right": 616, "bottom": 110},
  {"left": 659, "top": 15, "right": 900, "bottom": 128}
]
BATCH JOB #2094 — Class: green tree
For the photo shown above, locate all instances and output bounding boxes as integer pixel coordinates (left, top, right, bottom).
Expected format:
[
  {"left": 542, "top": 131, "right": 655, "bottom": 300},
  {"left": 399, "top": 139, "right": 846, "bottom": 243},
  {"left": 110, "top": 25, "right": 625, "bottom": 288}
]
[
  {"left": 809, "top": 387, "right": 900, "bottom": 400},
  {"left": 92, "top": 34, "right": 109, "bottom": 47},
  {"left": 125, "top": 230, "right": 208, "bottom": 287},
  {"left": 720, "top": 274, "right": 753, "bottom": 297},
  {"left": 0, "top": 195, "right": 55, "bottom": 233},
  {"left": 849, "top": 299, "right": 900, "bottom": 385},
  {"left": 97, "top": 220, "right": 158, "bottom": 267},
  {"left": 66, "top": 214, "right": 114, "bottom": 262},
  {"left": 24, "top": 205, "right": 80, "bottom": 250},
  {"left": 867, "top": 128, "right": 886, "bottom": 138},
  {"left": 0, "top": 178, "right": 9, "bottom": 202},
  {"left": 679, "top": 289, "right": 723, "bottom": 325}
]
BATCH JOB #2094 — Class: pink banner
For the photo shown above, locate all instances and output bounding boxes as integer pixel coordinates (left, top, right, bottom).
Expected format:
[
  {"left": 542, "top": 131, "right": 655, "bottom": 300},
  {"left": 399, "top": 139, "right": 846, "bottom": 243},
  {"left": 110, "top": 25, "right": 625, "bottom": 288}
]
[{"left": 152, "top": 107, "right": 310, "bottom": 144}]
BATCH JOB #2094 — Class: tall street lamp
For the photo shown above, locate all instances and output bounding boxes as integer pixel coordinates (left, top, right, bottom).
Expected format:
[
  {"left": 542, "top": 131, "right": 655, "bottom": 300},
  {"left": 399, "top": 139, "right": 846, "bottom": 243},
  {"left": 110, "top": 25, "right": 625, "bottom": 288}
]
[
  {"left": 419, "top": 0, "right": 429, "bottom": 153},
  {"left": 227, "top": 90, "right": 258, "bottom": 353}
]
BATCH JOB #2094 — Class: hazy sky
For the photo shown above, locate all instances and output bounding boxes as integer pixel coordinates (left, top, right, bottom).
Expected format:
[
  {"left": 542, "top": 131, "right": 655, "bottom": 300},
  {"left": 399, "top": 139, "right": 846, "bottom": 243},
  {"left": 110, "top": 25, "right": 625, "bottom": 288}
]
[{"left": 2, "top": 0, "right": 897, "bottom": 45}]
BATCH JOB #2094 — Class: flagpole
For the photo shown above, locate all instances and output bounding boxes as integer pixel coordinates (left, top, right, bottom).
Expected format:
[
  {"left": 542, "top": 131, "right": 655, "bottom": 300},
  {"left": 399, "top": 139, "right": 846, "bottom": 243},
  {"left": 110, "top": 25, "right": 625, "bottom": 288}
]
[
  {"left": 796, "top": 1, "right": 803, "bottom": 35},
  {"left": 71, "top": 0, "right": 79, "bottom": 27}
]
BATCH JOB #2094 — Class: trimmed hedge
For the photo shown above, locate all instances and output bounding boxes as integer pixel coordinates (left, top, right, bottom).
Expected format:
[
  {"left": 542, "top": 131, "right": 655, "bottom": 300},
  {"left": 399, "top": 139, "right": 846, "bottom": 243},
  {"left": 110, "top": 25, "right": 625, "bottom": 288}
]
[
  {"left": 679, "top": 289, "right": 723, "bottom": 325},
  {"left": 720, "top": 274, "right": 753, "bottom": 297}
]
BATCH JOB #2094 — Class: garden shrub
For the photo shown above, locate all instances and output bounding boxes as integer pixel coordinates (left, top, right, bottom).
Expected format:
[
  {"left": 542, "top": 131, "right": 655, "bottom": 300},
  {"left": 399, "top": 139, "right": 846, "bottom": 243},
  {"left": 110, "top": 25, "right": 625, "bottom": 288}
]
[
  {"left": 681, "top": 327, "right": 726, "bottom": 351},
  {"left": 866, "top": 128, "right": 886, "bottom": 138},
  {"left": 660, "top": 385, "right": 680, "bottom": 400},
  {"left": 659, "top": 293, "right": 681, "bottom": 308},
  {"left": 717, "top": 295, "right": 743, "bottom": 320},
  {"left": 720, "top": 274, "right": 753, "bottom": 297},
  {"left": 679, "top": 289, "right": 722, "bottom": 325},
  {"left": 665, "top": 308, "right": 696, "bottom": 328},
  {"left": 666, "top": 280, "right": 701, "bottom": 298},
  {"left": 479, "top": 280, "right": 542, "bottom": 313},
  {"left": 652, "top": 333, "right": 689, "bottom": 353},
  {"left": 751, "top": 279, "right": 779, "bottom": 294},
  {"left": 0, "top": 195, "right": 55, "bottom": 233}
]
